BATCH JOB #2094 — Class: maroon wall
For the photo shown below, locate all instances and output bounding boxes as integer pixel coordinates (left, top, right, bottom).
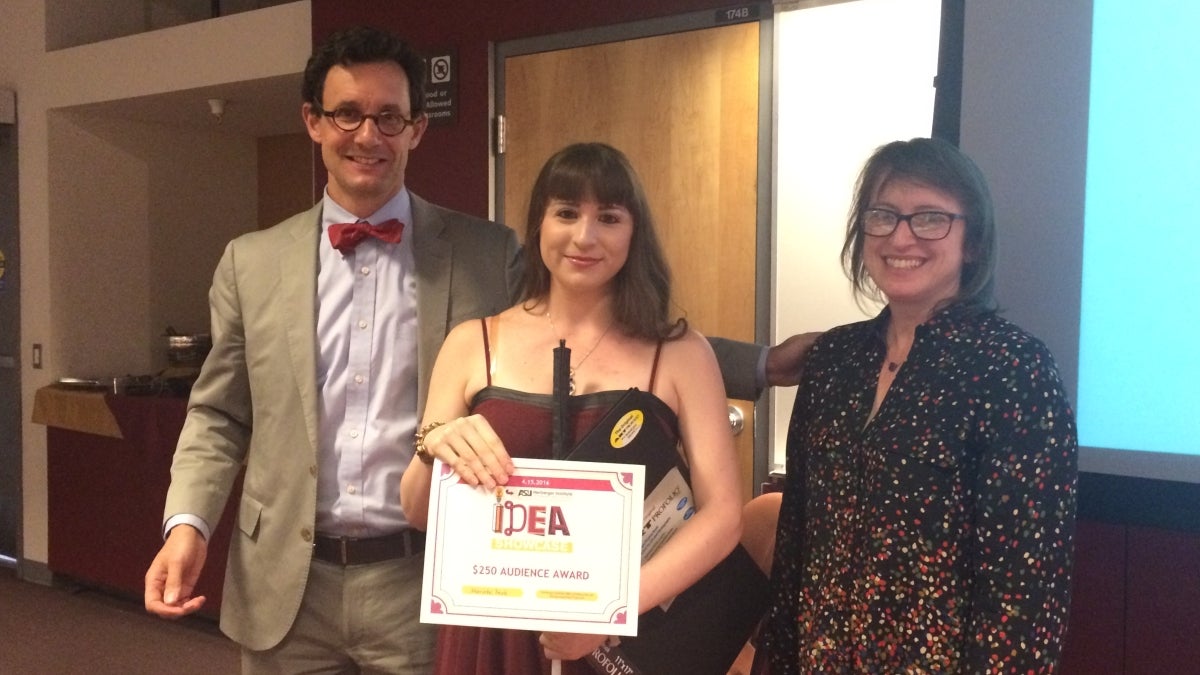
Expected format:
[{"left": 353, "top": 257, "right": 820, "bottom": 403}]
[{"left": 312, "top": 0, "right": 735, "bottom": 219}]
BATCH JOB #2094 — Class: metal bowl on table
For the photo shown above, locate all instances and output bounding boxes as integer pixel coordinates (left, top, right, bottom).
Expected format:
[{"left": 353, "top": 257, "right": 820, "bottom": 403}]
[{"left": 163, "top": 327, "right": 212, "bottom": 369}]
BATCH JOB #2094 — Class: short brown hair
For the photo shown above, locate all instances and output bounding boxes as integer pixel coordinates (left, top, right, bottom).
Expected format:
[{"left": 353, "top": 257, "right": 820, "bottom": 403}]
[
  {"left": 302, "top": 26, "right": 426, "bottom": 115},
  {"left": 842, "top": 137, "right": 997, "bottom": 312}
]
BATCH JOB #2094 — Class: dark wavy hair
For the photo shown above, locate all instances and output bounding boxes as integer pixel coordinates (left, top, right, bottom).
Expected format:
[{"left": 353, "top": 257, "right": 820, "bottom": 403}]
[
  {"left": 842, "top": 137, "right": 997, "bottom": 312},
  {"left": 521, "top": 143, "right": 685, "bottom": 341},
  {"left": 301, "top": 26, "right": 426, "bottom": 115}
]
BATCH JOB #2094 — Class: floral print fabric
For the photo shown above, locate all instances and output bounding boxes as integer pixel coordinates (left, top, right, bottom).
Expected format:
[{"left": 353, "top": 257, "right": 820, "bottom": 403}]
[{"left": 762, "top": 306, "right": 1078, "bottom": 674}]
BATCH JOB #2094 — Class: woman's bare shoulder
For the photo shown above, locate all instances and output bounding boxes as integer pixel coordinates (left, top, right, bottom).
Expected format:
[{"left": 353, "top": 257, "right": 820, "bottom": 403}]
[
  {"left": 657, "top": 328, "right": 722, "bottom": 389},
  {"left": 668, "top": 327, "right": 719, "bottom": 359}
]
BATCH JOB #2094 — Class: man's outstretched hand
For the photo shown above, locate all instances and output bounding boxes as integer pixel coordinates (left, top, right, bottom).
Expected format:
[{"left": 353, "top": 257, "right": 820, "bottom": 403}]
[{"left": 144, "top": 524, "right": 208, "bottom": 618}]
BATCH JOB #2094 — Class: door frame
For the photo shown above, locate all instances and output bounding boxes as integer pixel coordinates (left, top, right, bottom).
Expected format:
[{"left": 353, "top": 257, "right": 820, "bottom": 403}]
[
  {"left": 490, "top": 4, "right": 777, "bottom": 494},
  {"left": 0, "top": 118, "right": 23, "bottom": 568}
]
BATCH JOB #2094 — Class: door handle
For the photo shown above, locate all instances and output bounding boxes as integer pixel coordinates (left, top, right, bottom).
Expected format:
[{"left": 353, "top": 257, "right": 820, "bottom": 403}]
[{"left": 727, "top": 404, "right": 745, "bottom": 436}]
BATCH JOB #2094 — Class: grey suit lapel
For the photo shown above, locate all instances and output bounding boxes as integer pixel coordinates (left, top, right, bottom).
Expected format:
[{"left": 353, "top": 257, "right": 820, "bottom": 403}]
[
  {"left": 279, "top": 204, "right": 322, "bottom": 452},
  {"left": 411, "top": 194, "right": 452, "bottom": 414}
]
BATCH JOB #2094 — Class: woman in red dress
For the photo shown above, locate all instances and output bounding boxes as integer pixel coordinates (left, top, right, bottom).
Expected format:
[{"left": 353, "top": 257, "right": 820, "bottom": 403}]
[{"left": 401, "top": 142, "right": 744, "bottom": 675}]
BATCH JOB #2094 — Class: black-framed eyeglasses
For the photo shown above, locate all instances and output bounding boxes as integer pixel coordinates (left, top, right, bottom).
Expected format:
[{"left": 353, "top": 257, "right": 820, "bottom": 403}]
[
  {"left": 861, "top": 208, "right": 964, "bottom": 241},
  {"left": 312, "top": 104, "right": 419, "bottom": 136}
]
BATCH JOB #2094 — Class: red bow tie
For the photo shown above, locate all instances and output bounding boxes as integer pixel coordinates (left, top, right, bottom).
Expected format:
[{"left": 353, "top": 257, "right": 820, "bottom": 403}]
[{"left": 328, "top": 219, "right": 404, "bottom": 254}]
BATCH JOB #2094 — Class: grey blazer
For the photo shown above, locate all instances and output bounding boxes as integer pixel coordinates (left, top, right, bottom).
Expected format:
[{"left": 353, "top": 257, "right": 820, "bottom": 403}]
[{"left": 164, "top": 194, "right": 521, "bottom": 650}]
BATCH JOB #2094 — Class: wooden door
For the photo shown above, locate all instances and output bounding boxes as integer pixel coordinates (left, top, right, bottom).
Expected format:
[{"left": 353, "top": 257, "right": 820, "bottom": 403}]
[{"left": 499, "top": 22, "right": 761, "bottom": 500}]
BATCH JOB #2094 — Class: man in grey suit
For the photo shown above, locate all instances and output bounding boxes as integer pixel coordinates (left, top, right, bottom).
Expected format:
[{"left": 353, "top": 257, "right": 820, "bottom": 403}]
[{"left": 144, "top": 25, "right": 802, "bottom": 675}]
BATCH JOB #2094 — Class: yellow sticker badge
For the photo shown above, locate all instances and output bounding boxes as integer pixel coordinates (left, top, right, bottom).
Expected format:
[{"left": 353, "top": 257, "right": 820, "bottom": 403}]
[{"left": 609, "top": 409, "right": 644, "bottom": 449}]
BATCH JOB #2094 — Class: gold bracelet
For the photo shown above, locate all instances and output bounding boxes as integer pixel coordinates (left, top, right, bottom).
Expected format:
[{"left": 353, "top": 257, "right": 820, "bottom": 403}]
[{"left": 414, "top": 421, "right": 445, "bottom": 465}]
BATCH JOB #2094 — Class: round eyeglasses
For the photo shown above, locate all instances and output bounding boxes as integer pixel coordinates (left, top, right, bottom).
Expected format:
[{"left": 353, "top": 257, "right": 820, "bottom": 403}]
[
  {"left": 861, "top": 208, "right": 964, "bottom": 241},
  {"left": 312, "top": 104, "right": 419, "bottom": 137}
]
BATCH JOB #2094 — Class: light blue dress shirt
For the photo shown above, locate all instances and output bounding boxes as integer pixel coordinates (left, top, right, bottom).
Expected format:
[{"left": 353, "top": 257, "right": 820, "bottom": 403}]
[{"left": 315, "top": 190, "right": 419, "bottom": 537}]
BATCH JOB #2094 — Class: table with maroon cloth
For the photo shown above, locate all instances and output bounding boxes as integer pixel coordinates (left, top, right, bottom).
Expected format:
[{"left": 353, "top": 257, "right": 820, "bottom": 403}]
[{"left": 34, "top": 386, "right": 240, "bottom": 617}]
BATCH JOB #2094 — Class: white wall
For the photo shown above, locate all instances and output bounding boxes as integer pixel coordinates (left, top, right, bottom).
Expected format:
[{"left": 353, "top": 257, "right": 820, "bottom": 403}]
[
  {"left": 48, "top": 113, "right": 255, "bottom": 376},
  {"left": 0, "top": 0, "right": 311, "bottom": 566},
  {"left": 770, "top": 0, "right": 941, "bottom": 467}
]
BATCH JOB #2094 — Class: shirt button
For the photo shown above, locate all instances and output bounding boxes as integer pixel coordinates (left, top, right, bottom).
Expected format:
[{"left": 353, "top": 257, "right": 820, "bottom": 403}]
[
  {"left": 354, "top": 374, "right": 364, "bottom": 385},
  {"left": 358, "top": 320, "right": 368, "bottom": 329},
  {"left": 347, "top": 485, "right": 357, "bottom": 495},
  {"left": 361, "top": 266, "right": 371, "bottom": 276},
  {"left": 349, "top": 429, "right": 359, "bottom": 438},
  {"left": 300, "top": 527, "right": 313, "bottom": 543},
  {"left": 309, "top": 465, "right": 317, "bottom": 477}
]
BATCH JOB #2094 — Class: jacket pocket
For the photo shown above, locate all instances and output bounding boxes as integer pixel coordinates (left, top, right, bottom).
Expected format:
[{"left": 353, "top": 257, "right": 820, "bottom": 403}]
[{"left": 238, "top": 492, "right": 263, "bottom": 540}]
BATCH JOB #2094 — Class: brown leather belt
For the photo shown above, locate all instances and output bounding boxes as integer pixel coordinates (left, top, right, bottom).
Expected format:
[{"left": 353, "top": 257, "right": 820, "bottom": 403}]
[{"left": 312, "top": 531, "right": 426, "bottom": 566}]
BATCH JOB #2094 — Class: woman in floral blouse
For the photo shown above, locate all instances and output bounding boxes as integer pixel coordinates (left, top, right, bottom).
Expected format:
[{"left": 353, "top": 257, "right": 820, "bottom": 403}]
[{"left": 760, "top": 138, "right": 1078, "bottom": 674}]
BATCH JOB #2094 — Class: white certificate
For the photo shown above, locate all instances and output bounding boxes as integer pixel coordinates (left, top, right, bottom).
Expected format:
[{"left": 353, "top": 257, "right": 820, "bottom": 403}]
[{"left": 420, "top": 457, "right": 644, "bottom": 636}]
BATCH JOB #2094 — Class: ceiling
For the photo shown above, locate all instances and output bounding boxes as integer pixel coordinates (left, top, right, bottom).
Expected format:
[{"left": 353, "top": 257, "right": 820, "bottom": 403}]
[{"left": 61, "top": 72, "right": 307, "bottom": 138}]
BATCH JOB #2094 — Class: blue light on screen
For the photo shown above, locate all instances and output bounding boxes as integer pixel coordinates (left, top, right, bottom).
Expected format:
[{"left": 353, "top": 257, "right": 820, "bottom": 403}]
[{"left": 1078, "top": 2, "right": 1200, "bottom": 455}]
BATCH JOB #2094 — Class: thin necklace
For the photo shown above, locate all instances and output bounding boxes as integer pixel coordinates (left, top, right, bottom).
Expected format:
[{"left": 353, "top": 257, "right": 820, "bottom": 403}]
[
  {"left": 884, "top": 324, "right": 909, "bottom": 374},
  {"left": 546, "top": 311, "right": 615, "bottom": 395}
]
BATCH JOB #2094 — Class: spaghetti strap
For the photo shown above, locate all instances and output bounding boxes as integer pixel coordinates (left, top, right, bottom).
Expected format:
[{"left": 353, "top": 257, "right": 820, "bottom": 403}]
[
  {"left": 648, "top": 340, "right": 664, "bottom": 393},
  {"left": 479, "top": 318, "right": 493, "bottom": 387}
]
